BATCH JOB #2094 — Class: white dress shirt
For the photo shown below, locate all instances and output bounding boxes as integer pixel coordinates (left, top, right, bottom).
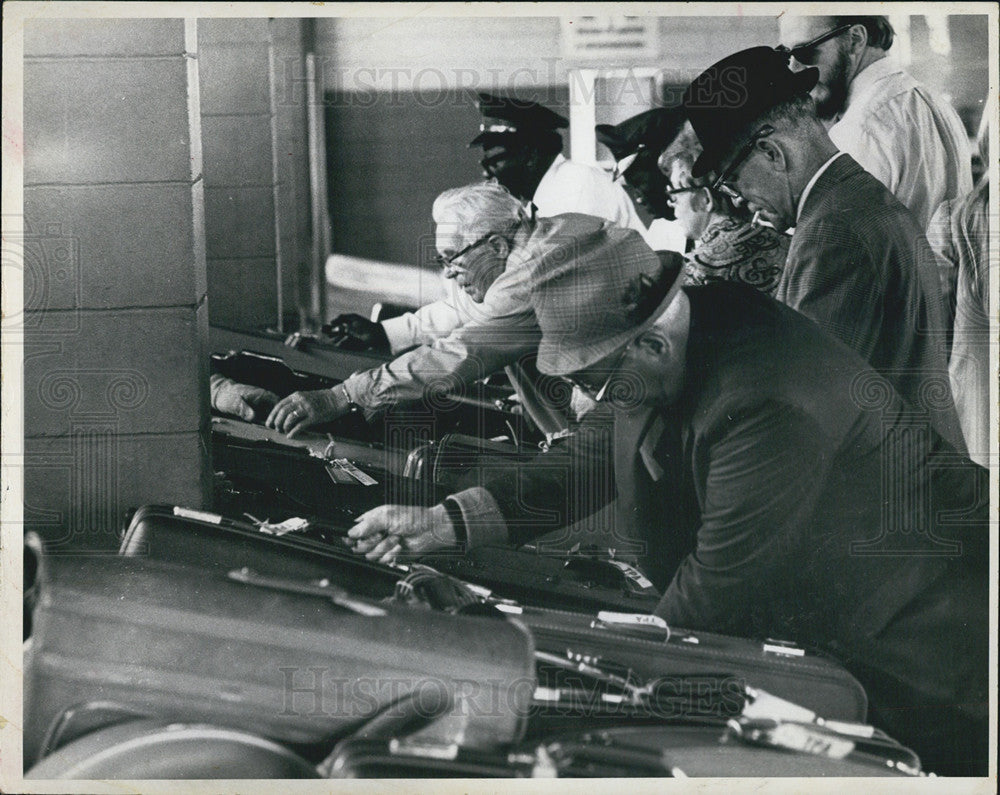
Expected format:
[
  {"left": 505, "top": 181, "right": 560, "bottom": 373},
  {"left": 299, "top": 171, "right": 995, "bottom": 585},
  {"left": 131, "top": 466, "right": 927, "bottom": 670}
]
[
  {"left": 531, "top": 153, "right": 648, "bottom": 236},
  {"left": 828, "top": 57, "right": 972, "bottom": 230}
]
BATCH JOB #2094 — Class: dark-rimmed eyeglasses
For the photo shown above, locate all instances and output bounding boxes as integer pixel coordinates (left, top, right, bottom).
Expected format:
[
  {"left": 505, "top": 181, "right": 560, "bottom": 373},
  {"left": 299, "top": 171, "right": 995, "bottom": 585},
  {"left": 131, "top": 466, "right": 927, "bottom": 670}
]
[
  {"left": 664, "top": 184, "right": 706, "bottom": 205},
  {"left": 711, "top": 125, "right": 776, "bottom": 202},
  {"left": 562, "top": 345, "right": 631, "bottom": 402},
  {"left": 434, "top": 233, "right": 495, "bottom": 272},
  {"left": 775, "top": 23, "right": 853, "bottom": 66}
]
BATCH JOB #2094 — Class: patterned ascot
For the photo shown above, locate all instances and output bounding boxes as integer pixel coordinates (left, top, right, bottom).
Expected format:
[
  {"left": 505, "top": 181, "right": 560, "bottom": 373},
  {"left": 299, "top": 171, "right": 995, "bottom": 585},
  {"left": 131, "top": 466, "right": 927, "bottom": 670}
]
[{"left": 683, "top": 217, "right": 790, "bottom": 296}]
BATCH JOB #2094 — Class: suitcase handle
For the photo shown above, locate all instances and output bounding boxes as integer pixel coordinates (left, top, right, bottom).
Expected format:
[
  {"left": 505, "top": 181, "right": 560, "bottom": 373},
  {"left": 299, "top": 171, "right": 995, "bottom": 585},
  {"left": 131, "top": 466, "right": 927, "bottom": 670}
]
[{"left": 227, "top": 567, "right": 387, "bottom": 617}]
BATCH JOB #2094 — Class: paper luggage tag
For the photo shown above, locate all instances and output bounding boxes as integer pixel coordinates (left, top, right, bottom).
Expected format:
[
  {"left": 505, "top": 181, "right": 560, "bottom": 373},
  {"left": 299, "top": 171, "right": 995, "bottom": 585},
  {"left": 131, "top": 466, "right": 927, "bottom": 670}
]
[{"left": 326, "top": 458, "right": 378, "bottom": 486}]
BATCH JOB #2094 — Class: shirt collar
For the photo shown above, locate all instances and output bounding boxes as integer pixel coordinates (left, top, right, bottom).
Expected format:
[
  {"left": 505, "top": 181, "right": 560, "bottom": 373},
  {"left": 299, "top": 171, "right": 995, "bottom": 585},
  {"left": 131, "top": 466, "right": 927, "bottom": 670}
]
[
  {"left": 796, "top": 151, "right": 849, "bottom": 221},
  {"left": 841, "top": 56, "right": 898, "bottom": 116}
]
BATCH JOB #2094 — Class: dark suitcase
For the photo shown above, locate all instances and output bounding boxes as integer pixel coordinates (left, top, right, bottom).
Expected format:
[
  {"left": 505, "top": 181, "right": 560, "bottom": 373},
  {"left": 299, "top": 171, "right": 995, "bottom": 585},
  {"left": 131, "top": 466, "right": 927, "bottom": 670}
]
[
  {"left": 211, "top": 348, "right": 535, "bottom": 445},
  {"left": 119, "top": 504, "right": 404, "bottom": 601},
  {"left": 117, "top": 506, "right": 866, "bottom": 727},
  {"left": 23, "top": 549, "right": 536, "bottom": 769},
  {"left": 323, "top": 722, "right": 921, "bottom": 778},
  {"left": 507, "top": 603, "right": 868, "bottom": 725},
  {"left": 121, "top": 504, "right": 659, "bottom": 614},
  {"left": 420, "top": 544, "right": 662, "bottom": 613},
  {"left": 210, "top": 423, "right": 443, "bottom": 523}
]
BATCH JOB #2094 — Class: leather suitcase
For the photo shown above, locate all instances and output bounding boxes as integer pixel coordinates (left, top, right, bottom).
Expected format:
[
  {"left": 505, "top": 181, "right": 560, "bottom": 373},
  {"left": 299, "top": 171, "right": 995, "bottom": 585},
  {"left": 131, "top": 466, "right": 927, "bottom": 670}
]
[
  {"left": 323, "top": 722, "right": 920, "bottom": 778},
  {"left": 23, "top": 550, "right": 536, "bottom": 769},
  {"left": 121, "top": 504, "right": 659, "bottom": 614},
  {"left": 119, "top": 504, "right": 404, "bottom": 600},
  {"left": 504, "top": 603, "right": 869, "bottom": 726},
  {"left": 210, "top": 424, "right": 443, "bottom": 523}
]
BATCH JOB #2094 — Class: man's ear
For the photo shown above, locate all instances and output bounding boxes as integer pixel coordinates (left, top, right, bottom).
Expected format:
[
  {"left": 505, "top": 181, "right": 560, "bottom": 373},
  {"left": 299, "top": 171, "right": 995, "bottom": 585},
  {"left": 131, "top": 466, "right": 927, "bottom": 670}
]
[
  {"left": 634, "top": 330, "right": 668, "bottom": 358},
  {"left": 756, "top": 138, "right": 789, "bottom": 173},
  {"left": 487, "top": 234, "right": 509, "bottom": 257},
  {"left": 847, "top": 22, "right": 868, "bottom": 54}
]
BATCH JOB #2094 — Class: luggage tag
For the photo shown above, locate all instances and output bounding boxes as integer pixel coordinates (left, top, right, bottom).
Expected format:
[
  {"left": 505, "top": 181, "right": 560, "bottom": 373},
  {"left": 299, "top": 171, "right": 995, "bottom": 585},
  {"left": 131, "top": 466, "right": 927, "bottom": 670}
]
[
  {"left": 326, "top": 458, "right": 378, "bottom": 486},
  {"left": 591, "top": 611, "right": 670, "bottom": 643}
]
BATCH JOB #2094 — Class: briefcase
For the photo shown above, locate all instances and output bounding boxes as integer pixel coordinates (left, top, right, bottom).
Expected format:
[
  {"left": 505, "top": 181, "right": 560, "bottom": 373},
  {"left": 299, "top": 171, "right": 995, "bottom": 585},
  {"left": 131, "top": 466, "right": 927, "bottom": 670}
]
[{"left": 23, "top": 549, "right": 536, "bottom": 769}]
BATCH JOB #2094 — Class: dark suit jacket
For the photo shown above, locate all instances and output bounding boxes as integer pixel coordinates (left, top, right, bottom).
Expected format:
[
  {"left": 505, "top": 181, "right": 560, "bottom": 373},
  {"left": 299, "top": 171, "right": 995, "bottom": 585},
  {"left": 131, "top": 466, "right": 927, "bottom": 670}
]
[
  {"left": 778, "top": 153, "right": 966, "bottom": 453},
  {"left": 477, "top": 283, "right": 988, "bottom": 774}
]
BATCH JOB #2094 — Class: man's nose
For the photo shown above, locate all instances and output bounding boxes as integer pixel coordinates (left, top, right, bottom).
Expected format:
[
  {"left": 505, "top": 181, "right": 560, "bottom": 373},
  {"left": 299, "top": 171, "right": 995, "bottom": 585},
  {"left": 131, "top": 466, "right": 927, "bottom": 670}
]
[{"left": 787, "top": 55, "right": 807, "bottom": 72}]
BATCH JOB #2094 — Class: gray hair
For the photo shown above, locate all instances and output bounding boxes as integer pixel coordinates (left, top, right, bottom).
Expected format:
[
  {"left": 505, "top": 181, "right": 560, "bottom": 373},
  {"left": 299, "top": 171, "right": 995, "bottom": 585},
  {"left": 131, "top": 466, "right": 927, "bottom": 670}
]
[{"left": 432, "top": 181, "right": 527, "bottom": 242}]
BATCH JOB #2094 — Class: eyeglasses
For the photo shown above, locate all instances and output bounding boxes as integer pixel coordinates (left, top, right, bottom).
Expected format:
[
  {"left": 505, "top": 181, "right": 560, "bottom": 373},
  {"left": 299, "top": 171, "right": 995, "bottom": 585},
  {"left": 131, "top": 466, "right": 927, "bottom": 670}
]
[
  {"left": 664, "top": 184, "right": 705, "bottom": 205},
  {"left": 434, "top": 233, "right": 494, "bottom": 272},
  {"left": 775, "top": 23, "right": 853, "bottom": 66},
  {"left": 562, "top": 345, "right": 631, "bottom": 402},
  {"left": 711, "top": 125, "right": 775, "bottom": 202}
]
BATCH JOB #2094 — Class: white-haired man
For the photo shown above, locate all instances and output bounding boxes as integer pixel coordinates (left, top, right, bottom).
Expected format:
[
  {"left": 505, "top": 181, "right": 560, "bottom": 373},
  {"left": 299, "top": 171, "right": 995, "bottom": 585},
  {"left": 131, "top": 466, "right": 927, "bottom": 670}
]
[{"left": 213, "top": 182, "right": 667, "bottom": 436}]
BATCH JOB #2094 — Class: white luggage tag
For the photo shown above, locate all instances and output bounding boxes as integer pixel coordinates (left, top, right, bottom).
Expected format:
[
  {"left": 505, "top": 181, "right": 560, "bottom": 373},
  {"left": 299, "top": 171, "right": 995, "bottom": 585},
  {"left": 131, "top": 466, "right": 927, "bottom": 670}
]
[{"left": 328, "top": 458, "right": 378, "bottom": 486}]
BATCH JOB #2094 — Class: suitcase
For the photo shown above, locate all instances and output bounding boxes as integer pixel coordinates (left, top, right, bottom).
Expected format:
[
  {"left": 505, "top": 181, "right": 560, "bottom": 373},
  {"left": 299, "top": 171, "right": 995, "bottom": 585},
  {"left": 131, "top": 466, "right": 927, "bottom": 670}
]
[
  {"left": 212, "top": 348, "right": 536, "bottom": 445},
  {"left": 323, "top": 722, "right": 921, "bottom": 778},
  {"left": 505, "top": 603, "right": 868, "bottom": 726},
  {"left": 23, "top": 548, "right": 536, "bottom": 769},
  {"left": 210, "top": 424, "right": 443, "bottom": 523},
  {"left": 25, "top": 720, "right": 321, "bottom": 780},
  {"left": 119, "top": 504, "right": 404, "bottom": 601},
  {"left": 121, "top": 504, "right": 658, "bottom": 614},
  {"left": 420, "top": 544, "right": 662, "bottom": 613}
]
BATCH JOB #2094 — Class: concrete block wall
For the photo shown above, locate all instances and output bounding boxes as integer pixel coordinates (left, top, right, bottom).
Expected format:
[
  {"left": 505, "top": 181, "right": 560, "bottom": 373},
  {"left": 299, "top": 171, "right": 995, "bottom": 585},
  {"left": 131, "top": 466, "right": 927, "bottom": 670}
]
[
  {"left": 23, "top": 19, "right": 212, "bottom": 551},
  {"left": 198, "top": 17, "right": 310, "bottom": 331}
]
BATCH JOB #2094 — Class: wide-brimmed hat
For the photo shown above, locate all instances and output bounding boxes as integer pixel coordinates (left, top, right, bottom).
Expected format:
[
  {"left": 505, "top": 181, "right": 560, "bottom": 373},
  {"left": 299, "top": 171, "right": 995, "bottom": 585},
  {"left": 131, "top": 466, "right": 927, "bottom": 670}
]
[
  {"left": 683, "top": 46, "right": 818, "bottom": 178},
  {"left": 533, "top": 237, "right": 685, "bottom": 376},
  {"left": 469, "top": 93, "right": 568, "bottom": 147}
]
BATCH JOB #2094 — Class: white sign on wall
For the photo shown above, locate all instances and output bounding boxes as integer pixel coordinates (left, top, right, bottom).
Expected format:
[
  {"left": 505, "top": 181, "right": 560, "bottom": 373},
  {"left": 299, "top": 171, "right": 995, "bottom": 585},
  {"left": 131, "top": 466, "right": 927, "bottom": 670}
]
[{"left": 560, "top": 16, "right": 659, "bottom": 60}]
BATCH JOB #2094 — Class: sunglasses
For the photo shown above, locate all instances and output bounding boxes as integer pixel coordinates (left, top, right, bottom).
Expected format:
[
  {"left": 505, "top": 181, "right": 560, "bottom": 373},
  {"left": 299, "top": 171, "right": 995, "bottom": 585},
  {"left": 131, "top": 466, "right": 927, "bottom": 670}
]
[
  {"left": 711, "top": 125, "right": 776, "bottom": 202},
  {"left": 562, "top": 345, "right": 631, "bottom": 402},
  {"left": 775, "top": 23, "right": 853, "bottom": 66}
]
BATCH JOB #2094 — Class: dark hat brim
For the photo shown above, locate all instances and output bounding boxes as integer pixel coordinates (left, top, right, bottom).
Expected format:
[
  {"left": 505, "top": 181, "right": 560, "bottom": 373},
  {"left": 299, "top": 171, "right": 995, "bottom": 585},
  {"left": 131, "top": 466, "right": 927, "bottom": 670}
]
[{"left": 690, "top": 66, "right": 819, "bottom": 179}]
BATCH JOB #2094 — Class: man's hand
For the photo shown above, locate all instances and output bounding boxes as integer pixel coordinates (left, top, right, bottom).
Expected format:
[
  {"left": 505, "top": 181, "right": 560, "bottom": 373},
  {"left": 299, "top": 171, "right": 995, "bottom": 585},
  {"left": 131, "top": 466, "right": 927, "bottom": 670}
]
[
  {"left": 266, "top": 386, "right": 351, "bottom": 438},
  {"left": 210, "top": 374, "right": 279, "bottom": 422},
  {"left": 346, "top": 504, "right": 456, "bottom": 564},
  {"left": 323, "top": 313, "right": 390, "bottom": 353}
]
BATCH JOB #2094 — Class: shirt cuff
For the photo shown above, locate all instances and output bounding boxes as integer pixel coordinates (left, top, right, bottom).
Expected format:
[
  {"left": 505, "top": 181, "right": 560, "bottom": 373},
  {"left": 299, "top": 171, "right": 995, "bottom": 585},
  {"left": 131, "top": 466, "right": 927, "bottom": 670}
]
[
  {"left": 447, "top": 486, "right": 510, "bottom": 549},
  {"left": 380, "top": 314, "right": 416, "bottom": 355}
]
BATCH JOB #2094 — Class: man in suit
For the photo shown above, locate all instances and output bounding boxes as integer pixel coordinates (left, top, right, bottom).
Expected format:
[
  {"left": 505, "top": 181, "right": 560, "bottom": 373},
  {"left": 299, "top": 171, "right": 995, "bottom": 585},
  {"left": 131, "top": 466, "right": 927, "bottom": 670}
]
[
  {"left": 349, "top": 242, "right": 989, "bottom": 776},
  {"left": 682, "top": 46, "right": 965, "bottom": 453}
]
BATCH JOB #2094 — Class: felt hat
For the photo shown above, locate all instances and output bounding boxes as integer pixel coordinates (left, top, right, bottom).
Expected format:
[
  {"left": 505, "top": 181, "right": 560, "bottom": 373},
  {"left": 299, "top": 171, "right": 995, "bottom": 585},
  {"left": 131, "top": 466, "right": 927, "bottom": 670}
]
[
  {"left": 682, "top": 46, "right": 818, "bottom": 178},
  {"left": 532, "top": 239, "right": 685, "bottom": 376}
]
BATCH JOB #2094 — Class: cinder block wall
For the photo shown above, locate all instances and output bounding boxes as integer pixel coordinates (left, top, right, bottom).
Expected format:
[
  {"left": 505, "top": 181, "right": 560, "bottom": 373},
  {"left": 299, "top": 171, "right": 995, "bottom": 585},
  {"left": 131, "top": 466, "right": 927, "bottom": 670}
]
[
  {"left": 23, "top": 19, "right": 211, "bottom": 551},
  {"left": 199, "top": 18, "right": 309, "bottom": 331}
]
